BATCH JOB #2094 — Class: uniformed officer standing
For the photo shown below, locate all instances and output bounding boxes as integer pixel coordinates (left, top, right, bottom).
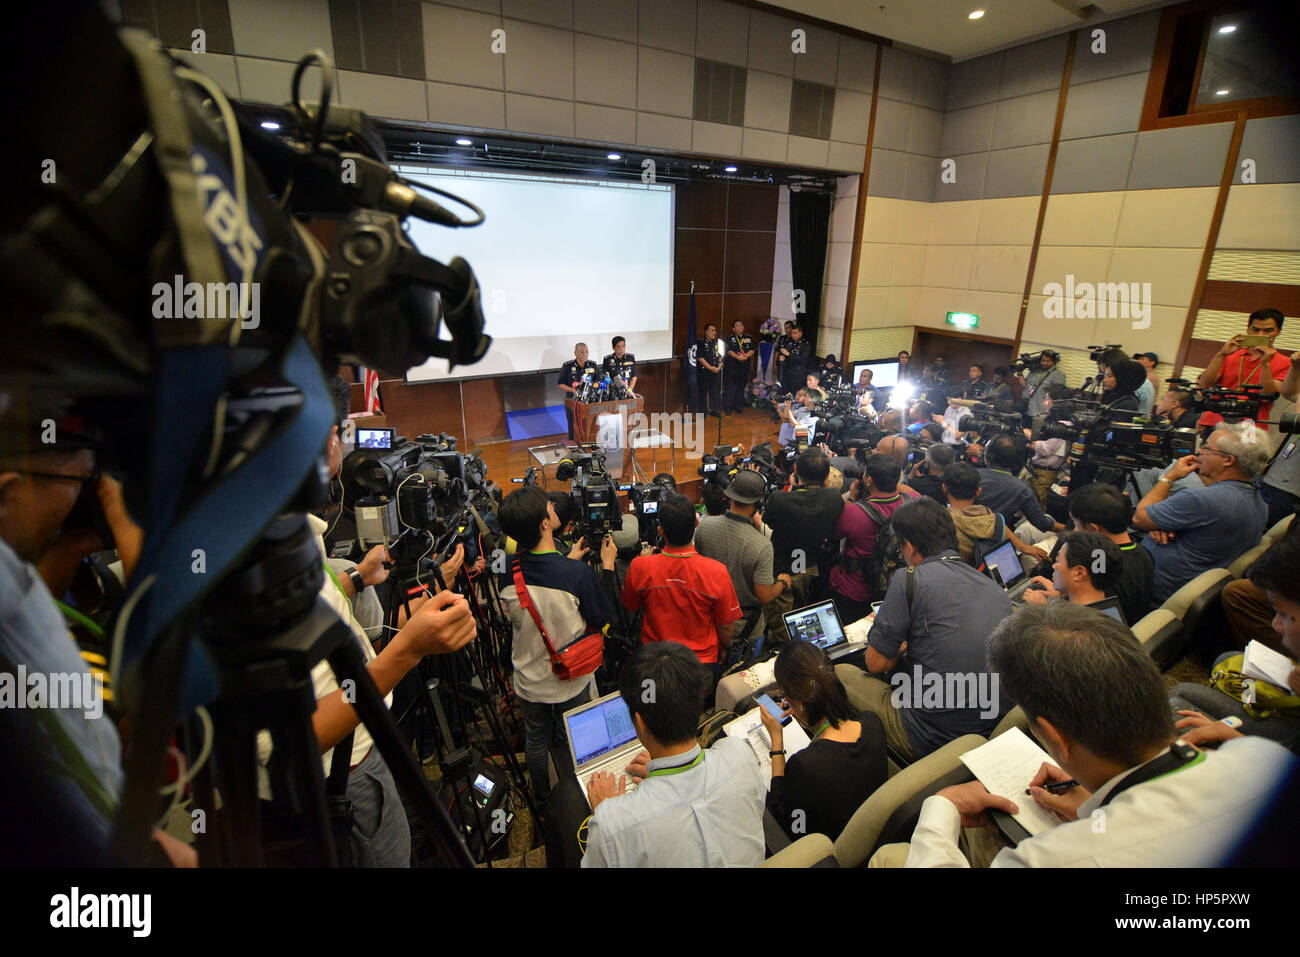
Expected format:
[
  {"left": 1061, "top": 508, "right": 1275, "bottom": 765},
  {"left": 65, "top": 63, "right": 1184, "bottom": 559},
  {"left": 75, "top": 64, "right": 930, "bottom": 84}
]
[
  {"left": 775, "top": 320, "right": 795, "bottom": 388},
  {"left": 723, "top": 319, "right": 754, "bottom": 414},
  {"left": 602, "top": 336, "right": 638, "bottom": 394},
  {"left": 695, "top": 323, "right": 723, "bottom": 417},
  {"left": 779, "top": 324, "right": 808, "bottom": 392},
  {"left": 558, "top": 341, "right": 598, "bottom": 439}
]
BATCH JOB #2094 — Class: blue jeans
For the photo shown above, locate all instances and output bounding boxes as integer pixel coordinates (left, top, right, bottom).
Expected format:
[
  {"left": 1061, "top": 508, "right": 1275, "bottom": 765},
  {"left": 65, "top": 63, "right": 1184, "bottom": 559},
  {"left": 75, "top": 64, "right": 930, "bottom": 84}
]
[
  {"left": 344, "top": 747, "right": 411, "bottom": 867},
  {"left": 519, "top": 684, "right": 593, "bottom": 815}
]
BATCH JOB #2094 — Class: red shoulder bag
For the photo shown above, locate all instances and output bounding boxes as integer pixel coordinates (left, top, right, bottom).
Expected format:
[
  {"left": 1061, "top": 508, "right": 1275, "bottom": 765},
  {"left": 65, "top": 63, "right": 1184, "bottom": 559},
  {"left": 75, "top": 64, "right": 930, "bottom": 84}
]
[{"left": 512, "top": 559, "right": 605, "bottom": 681}]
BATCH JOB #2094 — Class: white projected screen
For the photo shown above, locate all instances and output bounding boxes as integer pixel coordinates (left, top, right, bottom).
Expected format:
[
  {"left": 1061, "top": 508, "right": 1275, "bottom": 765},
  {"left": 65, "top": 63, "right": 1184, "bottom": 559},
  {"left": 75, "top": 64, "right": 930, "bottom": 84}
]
[{"left": 399, "top": 168, "right": 674, "bottom": 381}]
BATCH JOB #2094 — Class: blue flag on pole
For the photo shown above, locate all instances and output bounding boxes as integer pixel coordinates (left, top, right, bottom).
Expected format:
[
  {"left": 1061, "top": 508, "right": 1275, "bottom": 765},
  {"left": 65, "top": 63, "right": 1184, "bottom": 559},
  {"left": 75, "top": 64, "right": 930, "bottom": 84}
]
[{"left": 684, "top": 284, "right": 696, "bottom": 371}]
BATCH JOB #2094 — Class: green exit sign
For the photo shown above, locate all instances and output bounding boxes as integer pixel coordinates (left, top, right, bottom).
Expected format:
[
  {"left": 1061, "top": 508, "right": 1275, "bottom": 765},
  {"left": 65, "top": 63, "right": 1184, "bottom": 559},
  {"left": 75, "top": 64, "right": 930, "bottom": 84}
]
[{"left": 946, "top": 311, "right": 979, "bottom": 329}]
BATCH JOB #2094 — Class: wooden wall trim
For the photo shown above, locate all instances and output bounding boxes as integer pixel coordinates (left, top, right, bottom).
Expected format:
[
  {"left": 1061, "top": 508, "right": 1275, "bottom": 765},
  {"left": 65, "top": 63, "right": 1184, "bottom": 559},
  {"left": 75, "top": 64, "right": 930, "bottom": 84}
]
[
  {"left": 1201, "top": 280, "right": 1300, "bottom": 317},
  {"left": 838, "top": 42, "right": 883, "bottom": 361},
  {"left": 1172, "top": 110, "right": 1248, "bottom": 378},
  {"left": 1012, "top": 30, "right": 1076, "bottom": 354}
]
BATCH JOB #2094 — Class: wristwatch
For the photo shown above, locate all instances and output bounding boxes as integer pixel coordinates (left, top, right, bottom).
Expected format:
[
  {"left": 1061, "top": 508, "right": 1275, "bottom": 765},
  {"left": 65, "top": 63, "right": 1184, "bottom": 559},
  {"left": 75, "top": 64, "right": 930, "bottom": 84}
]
[
  {"left": 347, "top": 567, "right": 366, "bottom": 593},
  {"left": 769, "top": 749, "right": 786, "bottom": 757},
  {"left": 1157, "top": 474, "right": 1174, "bottom": 485}
]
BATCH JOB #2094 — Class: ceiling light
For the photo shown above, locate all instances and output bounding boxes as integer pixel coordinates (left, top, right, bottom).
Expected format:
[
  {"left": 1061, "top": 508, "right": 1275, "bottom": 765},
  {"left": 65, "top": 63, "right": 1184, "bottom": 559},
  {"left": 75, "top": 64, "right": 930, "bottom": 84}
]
[
  {"left": 969, "top": 9, "right": 985, "bottom": 20},
  {"left": 607, "top": 152, "right": 622, "bottom": 160},
  {"left": 260, "top": 120, "right": 281, "bottom": 130},
  {"left": 1218, "top": 24, "right": 1236, "bottom": 34},
  {"left": 1215, "top": 89, "right": 1231, "bottom": 96},
  {"left": 725, "top": 165, "right": 738, "bottom": 173},
  {"left": 455, "top": 137, "right": 473, "bottom": 146}
]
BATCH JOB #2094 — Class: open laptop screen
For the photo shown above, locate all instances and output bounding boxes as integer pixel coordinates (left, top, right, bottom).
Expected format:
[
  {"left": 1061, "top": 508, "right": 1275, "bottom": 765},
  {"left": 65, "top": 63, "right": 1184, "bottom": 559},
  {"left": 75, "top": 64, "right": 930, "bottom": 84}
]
[
  {"left": 1090, "top": 596, "right": 1128, "bottom": 626},
  {"left": 567, "top": 695, "right": 638, "bottom": 767},
  {"left": 782, "top": 601, "right": 848, "bottom": 652},
  {"left": 985, "top": 540, "right": 1025, "bottom": 589}
]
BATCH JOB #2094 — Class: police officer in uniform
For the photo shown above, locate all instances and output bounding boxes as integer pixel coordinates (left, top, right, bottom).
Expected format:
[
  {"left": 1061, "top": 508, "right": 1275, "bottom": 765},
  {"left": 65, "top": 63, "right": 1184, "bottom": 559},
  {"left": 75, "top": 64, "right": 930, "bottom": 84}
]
[
  {"left": 602, "top": 336, "right": 638, "bottom": 394},
  {"left": 776, "top": 321, "right": 795, "bottom": 388},
  {"left": 558, "top": 341, "right": 598, "bottom": 439},
  {"left": 723, "top": 319, "right": 754, "bottom": 415},
  {"left": 695, "top": 323, "right": 723, "bottom": 417},
  {"left": 780, "top": 324, "right": 809, "bottom": 393}
]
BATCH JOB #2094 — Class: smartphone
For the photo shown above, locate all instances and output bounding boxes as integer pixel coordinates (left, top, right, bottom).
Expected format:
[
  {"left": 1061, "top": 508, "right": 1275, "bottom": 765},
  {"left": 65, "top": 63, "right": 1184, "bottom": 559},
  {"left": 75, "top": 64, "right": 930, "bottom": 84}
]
[
  {"left": 1240, "top": 335, "right": 1271, "bottom": 349},
  {"left": 756, "top": 693, "right": 791, "bottom": 726}
]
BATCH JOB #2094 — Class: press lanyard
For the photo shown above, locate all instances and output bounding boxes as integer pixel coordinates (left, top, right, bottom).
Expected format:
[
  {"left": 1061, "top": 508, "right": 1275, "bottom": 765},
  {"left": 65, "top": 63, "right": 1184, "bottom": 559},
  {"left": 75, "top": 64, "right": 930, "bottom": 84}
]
[
  {"left": 1099, "top": 743, "right": 1203, "bottom": 808},
  {"left": 646, "top": 751, "right": 705, "bottom": 777},
  {"left": 662, "top": 548, "right": 698, "bottom": 558},
  {"left": 811, "top": 720, "right": 831, "bottom": 740},
  {"left": 55, "top": 600, "right": 105, "bottom": 639},
  {"left": 1236, "top": 352, "right": 1264, "bottom": 388}
]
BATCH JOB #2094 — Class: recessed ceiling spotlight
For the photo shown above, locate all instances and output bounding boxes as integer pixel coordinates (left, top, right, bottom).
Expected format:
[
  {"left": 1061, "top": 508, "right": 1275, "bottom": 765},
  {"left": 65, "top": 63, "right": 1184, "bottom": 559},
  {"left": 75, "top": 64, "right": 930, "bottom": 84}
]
[
  {"left": 1218, "top": 24, "right": 1236, "bottom": 34},
  {"left": 455, "top": 137, "right": 473, "bottom": 146},
  {"left": 260, "top": 120, "right": 281, "bottom": 130},
  {"left": 1215, "top": 89, "right": 1231, "bottom": 96},
  {"left": 607, "top": 152, "right": 622, "bottom": 160},
  {"left": 725, "top": 165, "right": 738, "bottom": 173},
  {"left": 969, "top": 9, "right": 985, "bottom": 20}
]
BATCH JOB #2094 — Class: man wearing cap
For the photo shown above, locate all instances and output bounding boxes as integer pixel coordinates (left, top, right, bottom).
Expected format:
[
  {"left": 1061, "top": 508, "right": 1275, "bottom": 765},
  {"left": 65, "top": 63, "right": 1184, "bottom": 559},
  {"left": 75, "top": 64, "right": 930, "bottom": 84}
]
[{"left": 695, "top": 470, "right": 793, "bottom": 651}]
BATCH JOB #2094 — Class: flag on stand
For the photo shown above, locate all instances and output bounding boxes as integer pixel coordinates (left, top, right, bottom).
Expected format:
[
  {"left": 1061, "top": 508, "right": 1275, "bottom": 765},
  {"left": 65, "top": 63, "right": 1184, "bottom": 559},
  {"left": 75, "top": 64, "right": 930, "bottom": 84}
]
[
  {"left": 359, "top": 367, "right": 382, "bottom": 413},
  {"left": 684, "top": 286, "right": 697, "bottom": 371}
]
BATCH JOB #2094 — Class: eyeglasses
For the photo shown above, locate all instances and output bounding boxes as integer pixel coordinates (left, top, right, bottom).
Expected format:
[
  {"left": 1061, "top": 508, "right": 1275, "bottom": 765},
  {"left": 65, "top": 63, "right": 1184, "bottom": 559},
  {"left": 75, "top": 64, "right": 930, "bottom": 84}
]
[
  {"left": 1199, "top": 445, "right": 1234, "bottom": 458},
  {"left": 21, "top": 467, "right": 100, "bottom": 487}
]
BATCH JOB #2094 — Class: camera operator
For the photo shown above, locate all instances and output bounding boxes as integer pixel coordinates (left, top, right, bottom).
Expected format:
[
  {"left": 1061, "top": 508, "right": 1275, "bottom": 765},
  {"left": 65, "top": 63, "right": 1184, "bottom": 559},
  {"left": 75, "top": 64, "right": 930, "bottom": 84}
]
[
  {"left": 695, "top": 323, "right": 723, "bottom": 418},
  {"left": 907, "top": 441, "right": 954, "bottom": 504},
  {"left": 1066, "top": 483, "right": 1153, "bottom": 624},
  {"left": 776, "top": 388, "right": 819, "bottom": 445},
  {"left": 1023, "top": 383, "right": 1073, "bottom": 508},
  {"left": 1154, "top": 388, "right": 1200, "bottom": 430},
  {"left": 694, "top": 470, "right": 792, "bottom": 650},
  {"left": 819, "top": 353, "right": 843, "bottom": 388},
  {"left": 1253, "top": 351, "right": 1300, "bottom": 526},
  {"left": 979, "top": 435, "right": 1063, "bottom": 534},
  {"left": 1022, "top": 351, "right": 1066, "bottom": 419},
  {"left": 1134, "top": 422, "right": 1269, "bottom": 607},
  {"left": 1020, "top": 531, "right": 1122, "bottom": 613},
  {"left": 762, "top": 448, "right": 845, "bottom": 636},
  {"left": 621, "top": 493, "right": 741, "bottom": 682},
  {"left": 496, "top": 486, "right": 618, "bottom": 816},
  {"left": 829, "top": 452, "right": 918, "bottom": 623},
  {"left": 1097, "top": 355, "right": 1145, "bottom": 412},
  {"left": 1196, "top": 308, "right": 1291, "bottom": 433}
]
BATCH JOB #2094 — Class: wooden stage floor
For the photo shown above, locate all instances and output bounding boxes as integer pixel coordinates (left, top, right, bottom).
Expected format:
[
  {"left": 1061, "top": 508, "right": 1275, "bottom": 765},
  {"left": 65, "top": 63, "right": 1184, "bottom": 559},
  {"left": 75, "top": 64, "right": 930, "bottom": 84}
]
[{"left": 470, "top": 405, "right": 785, "bottom": 498}]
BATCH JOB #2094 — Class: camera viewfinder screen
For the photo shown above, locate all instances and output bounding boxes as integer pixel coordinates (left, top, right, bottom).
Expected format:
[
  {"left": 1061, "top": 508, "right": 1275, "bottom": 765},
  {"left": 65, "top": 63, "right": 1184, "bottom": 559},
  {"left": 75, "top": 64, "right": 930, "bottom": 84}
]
[
  {"left": 357, "top": 428, "right": 393, "bottom": 449},
  {"left": 642, "top": 501, "right": 658, "bottom": 514}
]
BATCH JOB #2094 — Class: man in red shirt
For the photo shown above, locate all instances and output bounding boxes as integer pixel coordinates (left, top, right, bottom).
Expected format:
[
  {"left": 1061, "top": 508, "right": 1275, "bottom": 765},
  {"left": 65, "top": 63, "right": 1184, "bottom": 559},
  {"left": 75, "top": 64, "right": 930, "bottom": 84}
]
[
  {"left": 1196, "top": 308, "right": 1291, "bottom": 433},
  {"left": 621, "top": 492, "right": 741, "bottom": 681}
]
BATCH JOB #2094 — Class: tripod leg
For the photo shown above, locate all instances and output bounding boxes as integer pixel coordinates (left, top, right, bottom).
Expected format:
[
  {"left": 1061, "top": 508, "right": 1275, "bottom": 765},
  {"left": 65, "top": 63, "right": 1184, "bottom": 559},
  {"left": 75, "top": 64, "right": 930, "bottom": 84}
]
[{"left": 327, "top": 638, "right": 475, "bottom": 867}]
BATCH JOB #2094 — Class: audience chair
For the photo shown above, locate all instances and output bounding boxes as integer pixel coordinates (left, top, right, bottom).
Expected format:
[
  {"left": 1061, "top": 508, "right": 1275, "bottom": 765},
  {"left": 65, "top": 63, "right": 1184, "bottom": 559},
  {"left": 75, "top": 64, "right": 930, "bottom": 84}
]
[
  {"left": 1159, "top": 568, "right": 1234, "bottom": 666},
  {"left": 1130, "top": 608, "right": 1184, "bottom": 667}
]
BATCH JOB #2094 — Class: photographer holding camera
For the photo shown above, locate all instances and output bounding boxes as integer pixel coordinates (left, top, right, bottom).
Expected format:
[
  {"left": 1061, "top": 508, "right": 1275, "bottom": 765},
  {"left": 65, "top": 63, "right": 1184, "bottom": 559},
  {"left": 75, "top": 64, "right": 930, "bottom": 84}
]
[
  {"left": 1196, "top": 309, "right": 1291, "bottom": 434},
  {"left": 830, "top": 452, "right": 918, "bottom": 623},
  {"left": 497, "top": 486, "right": 618, "bottom": 817},
  {"left": 763, "top": 448, "right": 845, "bottom": 637}
]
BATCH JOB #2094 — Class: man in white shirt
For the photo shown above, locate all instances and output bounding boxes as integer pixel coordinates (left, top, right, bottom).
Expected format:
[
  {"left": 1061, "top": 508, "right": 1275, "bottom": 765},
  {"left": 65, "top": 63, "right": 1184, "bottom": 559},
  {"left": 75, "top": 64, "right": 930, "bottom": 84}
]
[
  {"left": 581, "top": 642, "right": 765, "bottom": 867},
  {"left": 888, "top": 602, "right": 1296, "bottom": 867}
]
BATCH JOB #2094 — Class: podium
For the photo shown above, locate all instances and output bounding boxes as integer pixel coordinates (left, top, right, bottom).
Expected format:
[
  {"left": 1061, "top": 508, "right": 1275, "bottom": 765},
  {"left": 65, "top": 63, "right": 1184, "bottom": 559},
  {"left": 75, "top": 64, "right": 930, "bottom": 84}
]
[{"left": 566, "top": 396, "right": 644, "bottom": 479}]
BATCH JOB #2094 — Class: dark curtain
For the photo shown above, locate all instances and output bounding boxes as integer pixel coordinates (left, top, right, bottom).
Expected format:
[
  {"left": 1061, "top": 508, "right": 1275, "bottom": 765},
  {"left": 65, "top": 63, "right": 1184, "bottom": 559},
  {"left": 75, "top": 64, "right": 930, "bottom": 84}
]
[{"left": 788, "top": 186, "right": 833, "bottom": 361}]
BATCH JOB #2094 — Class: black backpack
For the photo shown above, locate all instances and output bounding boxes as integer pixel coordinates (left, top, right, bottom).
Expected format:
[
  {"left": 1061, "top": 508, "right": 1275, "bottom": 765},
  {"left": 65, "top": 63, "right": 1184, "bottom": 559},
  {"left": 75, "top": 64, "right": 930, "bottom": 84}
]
[
  {"left": 966, "top": 513, "right": 1007, "bottom": 573},
  {"left": 854, "top": 500, "right": 906, "bottom": 599}
]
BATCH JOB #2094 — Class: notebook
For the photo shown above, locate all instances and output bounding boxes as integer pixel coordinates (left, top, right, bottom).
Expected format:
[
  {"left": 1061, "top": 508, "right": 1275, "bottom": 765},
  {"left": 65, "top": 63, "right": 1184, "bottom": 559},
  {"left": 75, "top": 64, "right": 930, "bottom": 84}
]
[
  {"left": 563, "top": 691, "right": 644, "bottom": 807},
  {"left": 959, "top": 727, "right": 1066, "bottom": 838},
  {"left": 723, "top": 707, "right": 812, "bottom": 785},
  {"left": 1242, "top": 640, "right": 1297, "bottom": 689}
]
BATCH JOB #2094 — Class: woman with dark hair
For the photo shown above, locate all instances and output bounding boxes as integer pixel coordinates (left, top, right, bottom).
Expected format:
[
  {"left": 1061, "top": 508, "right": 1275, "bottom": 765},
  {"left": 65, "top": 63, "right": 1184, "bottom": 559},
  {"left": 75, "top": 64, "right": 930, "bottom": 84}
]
[
  {"left": 759, "top": 641, "right": 888, "bottom": 840},
  {"left": 1101, "top": 357, "right": 1146, "bottom": 413}
]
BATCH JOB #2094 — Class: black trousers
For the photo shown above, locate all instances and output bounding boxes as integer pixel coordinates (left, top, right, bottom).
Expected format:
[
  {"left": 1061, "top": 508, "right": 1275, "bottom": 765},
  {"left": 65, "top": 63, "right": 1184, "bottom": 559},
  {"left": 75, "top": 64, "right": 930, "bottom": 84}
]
[
  {"left": 724, "top": 368, "right": 747, "bottom": 412},
  {"left": 697, "top": 369, "right": 720, "bottom": 415}
]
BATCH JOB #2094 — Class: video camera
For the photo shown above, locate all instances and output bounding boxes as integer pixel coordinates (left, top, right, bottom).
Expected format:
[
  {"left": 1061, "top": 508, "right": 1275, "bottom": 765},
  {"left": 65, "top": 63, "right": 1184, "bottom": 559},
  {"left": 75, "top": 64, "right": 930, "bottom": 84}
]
[
  {"left": 1165, "top": 379, "right": 1273, "bottom": 424},
  {"left": 1041, "top": 397, "right": 1196, "bottom": 476},
  {"left": 1010, "top": 349, "right": 1057, "bottom": 374},
  {"left": 620, "top": 473, "right": 676, "bottom": 541},
  {"left": 556, "top": 446, "right": 616, "bottom": 542},
  {"left": 967, "top": 401, "right": 1024, "bottom": 439}
]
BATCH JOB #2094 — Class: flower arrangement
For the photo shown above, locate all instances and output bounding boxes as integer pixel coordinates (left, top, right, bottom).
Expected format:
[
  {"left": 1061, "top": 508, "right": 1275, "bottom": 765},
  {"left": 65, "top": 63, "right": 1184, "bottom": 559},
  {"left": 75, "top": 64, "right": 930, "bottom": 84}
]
[
  {"left": 759, "top": 317, "right": 782, "bottom": 342},
  {"left": 749, "top": 379, "right": 783, "bottom": 407}
]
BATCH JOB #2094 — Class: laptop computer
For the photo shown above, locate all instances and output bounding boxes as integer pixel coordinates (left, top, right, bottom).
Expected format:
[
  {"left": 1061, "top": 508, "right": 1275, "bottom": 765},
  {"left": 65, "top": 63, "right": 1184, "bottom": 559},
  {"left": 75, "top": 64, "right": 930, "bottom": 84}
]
[
  {"left": 563, "top": 691, "right": 643, "bottom": 807},
  {"left": 1088, "top": 595, "right": 1128, "bottom": 626},
  {"left": 983, "top": 539, "right": 1029, "bottom": 593},
  {"left": 782, "top": 600, "right": 855, "bottom": 658}
]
